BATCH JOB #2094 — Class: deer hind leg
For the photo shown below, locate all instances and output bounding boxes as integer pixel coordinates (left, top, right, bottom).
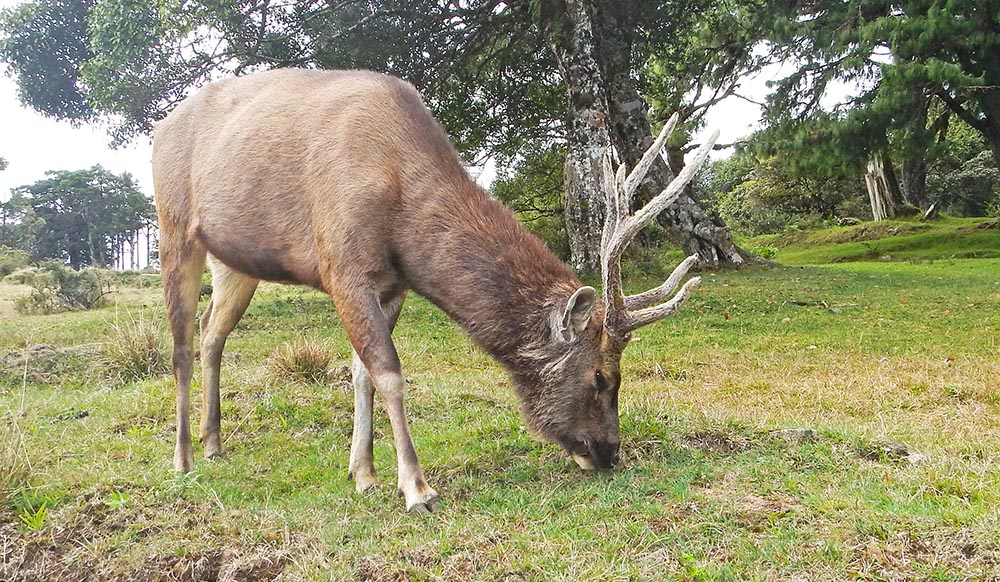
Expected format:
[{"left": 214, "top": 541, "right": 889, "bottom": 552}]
[
  {"left": 199, "top": 257, "right": 259, "bottom": 459},
  {"left": 161, "top": 237, "right": 207, "bottom": 473},
  {"left": 336, "top": 288, "right": 436, "bottom": 513},
  {"left": 348, "top": 293, "right": 405, "bottom": 493}
]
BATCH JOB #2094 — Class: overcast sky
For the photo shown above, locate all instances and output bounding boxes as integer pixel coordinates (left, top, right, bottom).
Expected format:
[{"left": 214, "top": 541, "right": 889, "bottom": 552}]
[{"left": 0, "top": 0, "right": 769, "bottom": 203}]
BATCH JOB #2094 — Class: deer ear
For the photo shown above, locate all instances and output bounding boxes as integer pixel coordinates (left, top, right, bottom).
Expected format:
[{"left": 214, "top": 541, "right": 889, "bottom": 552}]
[{"left": 560, "top": 286, "right": 596, "bottom": 340}]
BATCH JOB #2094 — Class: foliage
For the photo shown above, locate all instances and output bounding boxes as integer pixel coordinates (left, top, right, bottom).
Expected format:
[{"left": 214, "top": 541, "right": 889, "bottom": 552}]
[
  {"left": 102, "top": 311, "right": 168, "bottom": 386},
  {"left": 0, "top": 0, "right": 564, "bottom": 156},
  {"left": 928, "top": 150, "right": 1000, "bottom": 217},
  {"left": 926, "top": 122, "right": 1000, "bottom": 216},
  {"left": 709, "top": 150, "right": 868, "bottom": 235},
  {"left": 1, "top": 165, "right": 154, "bottom": 268},
  {"left": 0, "top": 0, "right": 93, "bottom": 121},
  {"left": 491, "top": 144, "right": 569, "bottom": 259},
  {"left": 17, "top": 494, "right": 47, "bottom": 531},
  {"left": 14, "top": 261, "right": 112, "bottom": 314},
  {"left": 0, "top": 245, "right": 31, "bottom": 277},
  {"left": 642, "top": 0, "right": 780, "bottom": 135},
  {"left": 763, "top": 0, "right": 1000, "bottom": 172}
]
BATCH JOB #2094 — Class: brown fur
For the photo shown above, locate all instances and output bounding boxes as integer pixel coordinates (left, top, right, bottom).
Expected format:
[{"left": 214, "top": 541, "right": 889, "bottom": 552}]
[{"left": 153, "top": 69, "right": 621, "bottom": 512}]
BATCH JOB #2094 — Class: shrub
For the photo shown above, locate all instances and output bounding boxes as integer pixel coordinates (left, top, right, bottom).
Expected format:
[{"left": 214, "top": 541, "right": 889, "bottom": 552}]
[
  {"left": 103, "top": 312, "right": 168, "bottom": 385},
  {"left": 717, "top": 189, "right": 796, "bottom": 236},
  {"left": 268, "top": 338, "right": 335, "bottom": 384},
  {"left": 3, "top": 266, "right": 42, "bottom": 285},
  {"left": 13, "top": 262, "right": 113, "bottom": 314},
  {"left": 0, "top": 246, "right": 31, "bottom": 278}
]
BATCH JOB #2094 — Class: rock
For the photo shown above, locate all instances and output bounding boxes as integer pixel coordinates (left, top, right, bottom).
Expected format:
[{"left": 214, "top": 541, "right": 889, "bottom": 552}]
[
  {"left": 773, "top": 428, "right": 819, "bottom": 443},
  {"left": 883, "top": 443, "right": 909, "bottom": 457},
  {"left": 907, "top": 453, "right": 929, "bottom": 465}
]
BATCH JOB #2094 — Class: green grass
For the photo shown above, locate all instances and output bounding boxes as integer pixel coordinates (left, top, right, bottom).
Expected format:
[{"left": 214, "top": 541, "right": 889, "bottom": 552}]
[
  {"left": 1, "top": 249, "right": 999, "bottom": 579},
  {"left": 744, "top": 216, "right": 1000, "bottom": 264}
]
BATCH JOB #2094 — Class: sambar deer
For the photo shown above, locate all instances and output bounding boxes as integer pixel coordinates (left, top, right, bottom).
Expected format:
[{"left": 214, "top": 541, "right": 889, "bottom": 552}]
[{"left": 153, "top": 69, "right": 717, "bottom": 513}]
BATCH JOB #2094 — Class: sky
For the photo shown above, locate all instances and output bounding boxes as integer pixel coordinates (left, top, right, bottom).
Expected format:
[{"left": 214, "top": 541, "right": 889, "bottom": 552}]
[{"left": 0, "top": 0, "right": 774, "bottom": 203}]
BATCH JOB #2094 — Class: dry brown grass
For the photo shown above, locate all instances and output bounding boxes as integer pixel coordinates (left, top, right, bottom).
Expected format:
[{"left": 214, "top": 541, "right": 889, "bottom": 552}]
[
  {"left": 267, "top": 338, "right": 338, "bottom": 384},
  {"left": 102, "top": 311, "right": 169, "bottom": 386}
]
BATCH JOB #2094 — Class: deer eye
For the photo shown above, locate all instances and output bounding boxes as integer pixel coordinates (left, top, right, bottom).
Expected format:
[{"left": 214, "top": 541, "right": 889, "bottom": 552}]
[{"left": 594, "top": 370, "right": 608, "bottom": 392}]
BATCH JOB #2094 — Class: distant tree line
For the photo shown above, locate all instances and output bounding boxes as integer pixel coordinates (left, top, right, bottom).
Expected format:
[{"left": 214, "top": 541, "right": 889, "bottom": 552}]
[{"left": 0, "top": 165, "right": 156, "bottom": 270}]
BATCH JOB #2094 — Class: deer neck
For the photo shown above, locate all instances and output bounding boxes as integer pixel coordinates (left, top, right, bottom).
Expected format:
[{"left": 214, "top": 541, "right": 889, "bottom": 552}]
[{"left": 401, "top": 183, "right": 581, "bottom": 371}]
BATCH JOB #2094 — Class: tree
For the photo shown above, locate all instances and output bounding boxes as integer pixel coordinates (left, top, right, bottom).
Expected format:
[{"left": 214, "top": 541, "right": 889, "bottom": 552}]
[
  {"left": 0, "top": 157, "right": 7, "bottom": 172},
  {"left": 0, "top": 0, "right": 772, "bottom": 270},
  {"left": 764, "top": 1, "right": 1000, "bottom": 177},
  {"left": 2, "top": 166, "right": 155, "bottom": 268}
]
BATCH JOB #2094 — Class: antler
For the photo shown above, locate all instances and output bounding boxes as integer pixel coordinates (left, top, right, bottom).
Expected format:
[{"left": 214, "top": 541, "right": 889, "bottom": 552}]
[{"left": 600, "top": 114, "right": 720, "bottom": 339}]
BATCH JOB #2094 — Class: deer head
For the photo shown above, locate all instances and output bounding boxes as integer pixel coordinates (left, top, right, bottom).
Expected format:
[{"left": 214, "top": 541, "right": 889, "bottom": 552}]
[{"left": 519, "top": 114, "right": 720, "bottom": 471}]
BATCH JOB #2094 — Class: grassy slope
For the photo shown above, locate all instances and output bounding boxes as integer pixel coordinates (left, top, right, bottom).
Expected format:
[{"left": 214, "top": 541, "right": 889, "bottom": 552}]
[
  {"left": 1, "top": 235, "right": 999, "bottom": 580},
  {"left": 744, "top": 216, "right": 1000, "bottom": 265}
]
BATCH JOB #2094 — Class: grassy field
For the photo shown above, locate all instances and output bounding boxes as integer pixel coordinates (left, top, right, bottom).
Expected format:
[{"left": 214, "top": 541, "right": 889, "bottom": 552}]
[{"left": 1, "top": 236, "right": 999, "bottom": 580}]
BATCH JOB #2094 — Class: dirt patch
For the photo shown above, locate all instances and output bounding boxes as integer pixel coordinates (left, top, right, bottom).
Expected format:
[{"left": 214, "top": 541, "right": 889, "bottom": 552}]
[
  {"left": 1, "top": 343, "right": 101, "bottom": 385},
  {"left": 138, "top": 548, "right": 290, "bottom": 582},
  {"left": 847, "top": 529, "right": 997, "bottom": 581},
  {"left": 1, "top": 497, "right": 292, "bottom": 582}
]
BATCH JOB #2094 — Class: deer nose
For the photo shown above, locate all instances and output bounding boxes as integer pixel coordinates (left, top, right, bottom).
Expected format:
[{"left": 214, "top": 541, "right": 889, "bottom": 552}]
[{"left": 592, "top": 441, "right": 620, "bottom": 469}]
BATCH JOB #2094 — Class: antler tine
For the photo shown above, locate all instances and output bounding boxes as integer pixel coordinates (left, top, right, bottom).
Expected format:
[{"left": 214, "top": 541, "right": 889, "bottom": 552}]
[
  {"left": 624, "top": 254, "right": 699, "bottom": 311},
  {"left": 601, "top": 127, "right": 721, "bottom": 337},
  {"left": 621, "top": 276, "right": 702, "bottom": 332},
  {"left": 620, "top": 113, "right": 680, "bottom": 208},
  {"left": 603, "top": 129, "right": 721, "bottom": 275}
]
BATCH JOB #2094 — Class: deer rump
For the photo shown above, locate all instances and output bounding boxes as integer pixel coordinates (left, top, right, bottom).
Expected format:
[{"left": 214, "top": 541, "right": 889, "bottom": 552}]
[{"left": 154, "top": 68, "right": 712, "bottom": 514}]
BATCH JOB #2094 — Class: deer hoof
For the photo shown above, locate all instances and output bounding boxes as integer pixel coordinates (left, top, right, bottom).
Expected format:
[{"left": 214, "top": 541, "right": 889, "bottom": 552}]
[
  {"left": 173, "top": 447, "right": 194, "bottom": 473},
  {"left": 351, "top": 472, "right": 380, "bottom": 493},
  {"left": 202, "top": 434, "right": 223, "bottom": 459},
  {"left": 404, "top": 490, "right": 439, "bottom": 514}
]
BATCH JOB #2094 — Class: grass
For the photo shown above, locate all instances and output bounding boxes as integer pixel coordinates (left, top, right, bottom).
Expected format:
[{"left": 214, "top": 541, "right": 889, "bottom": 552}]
[
  {"left": 102, "top": 310, "right": 169, "bottom": 386},
  {"left": 743, "top": 215, "right": 1000, "bottom": 264},
  {"left": 0, "top": 240, "right": 998, "bottom": 579}
]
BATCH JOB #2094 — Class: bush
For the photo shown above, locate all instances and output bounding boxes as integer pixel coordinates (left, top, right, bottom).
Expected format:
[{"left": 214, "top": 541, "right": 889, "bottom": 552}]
[
  {"left": 717, "top": 189, "right": 796, "bottom": 236},
  {"left": 268, "top": 339, "right": 336, "bottom": 384},
  {"left": 0, "top": 246, "right": 31, "bottom": 278},
  {"left": 3, "top": 266, "right": 42, "bottom": 285},
  {"left": 102, "top": 312, "right": 168, "bottom": 385},
  {"left": 14, "top": 262, "right": 113, "bottom": 315}
]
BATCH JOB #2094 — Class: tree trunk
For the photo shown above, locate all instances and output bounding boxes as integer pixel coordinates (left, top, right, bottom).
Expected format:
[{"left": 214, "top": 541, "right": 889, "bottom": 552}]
[
  {"left": 900, "top": 156, "right": 928, "bottom": 210},
  {"left": 865, "top": 151, "right": 906, "bottom": 221},
  {"left": 538, "top": 0, "right": 612, "bottom": 274},
  {"left": 591, "top": 2, "right": 750, "bottom": 265},
  {"left": 541, "top": 0, "right": 759, "bottom": 269}
]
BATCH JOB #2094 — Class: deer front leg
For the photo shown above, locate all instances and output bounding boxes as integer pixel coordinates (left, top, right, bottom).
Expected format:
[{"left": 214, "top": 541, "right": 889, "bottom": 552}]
[
  {"left": 348, "top": 293, "right": 404, "bottom": 493},
  {"left": 338, "top": 290, "right": 436, "bottom": 513},
  {"left": 372, "top": 368, "right": 438, "bottom": 513}
]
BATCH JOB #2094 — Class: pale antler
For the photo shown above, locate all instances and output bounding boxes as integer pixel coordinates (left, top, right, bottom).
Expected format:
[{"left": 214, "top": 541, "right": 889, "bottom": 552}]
[{"left": 600, "top": 114, "right": 721, "bottom": 338}]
